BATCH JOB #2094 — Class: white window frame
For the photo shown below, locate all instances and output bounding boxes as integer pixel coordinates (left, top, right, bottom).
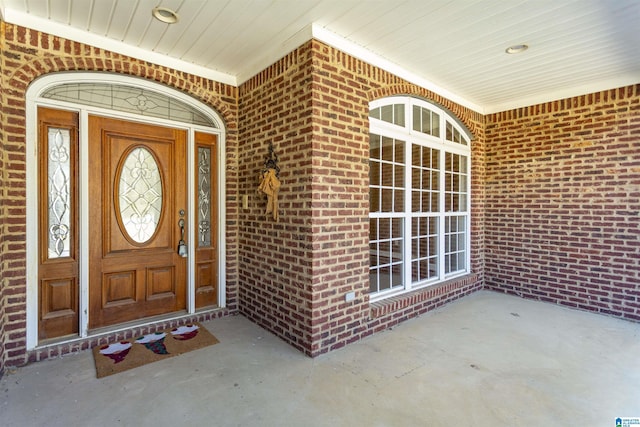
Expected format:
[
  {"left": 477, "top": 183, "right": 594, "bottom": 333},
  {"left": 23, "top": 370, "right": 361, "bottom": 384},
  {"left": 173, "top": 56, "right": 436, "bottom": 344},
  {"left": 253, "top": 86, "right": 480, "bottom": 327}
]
[{"left": 369, "top": 96, "right": 472, "bottom": 301}]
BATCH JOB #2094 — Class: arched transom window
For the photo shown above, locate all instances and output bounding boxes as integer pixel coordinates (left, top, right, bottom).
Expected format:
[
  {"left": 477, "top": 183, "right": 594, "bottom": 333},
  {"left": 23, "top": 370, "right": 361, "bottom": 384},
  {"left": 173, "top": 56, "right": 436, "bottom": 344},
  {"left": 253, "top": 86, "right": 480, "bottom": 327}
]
[
  {"left": 41, "top": 82, "right": 218, "bottom": 127},
  {"left": 369, "top": 96, "right": 472, "bottom": 300}
]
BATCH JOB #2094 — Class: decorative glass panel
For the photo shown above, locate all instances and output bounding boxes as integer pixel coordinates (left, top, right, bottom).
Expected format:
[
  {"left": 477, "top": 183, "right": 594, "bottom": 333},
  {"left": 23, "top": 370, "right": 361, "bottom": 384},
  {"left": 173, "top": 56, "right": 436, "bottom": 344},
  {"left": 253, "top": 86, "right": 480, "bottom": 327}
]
[
  {"left": 198, "top": 147, "right": 212, "bottom": 247},
  {"left": 118, "top": 147, "right": 163, "bottom": 243},
  {"left": 42, "top": 83, "right": 216, "bottom": 127},
  {"left": 48, "top": 128, "right": 71, "bottom": 258}
]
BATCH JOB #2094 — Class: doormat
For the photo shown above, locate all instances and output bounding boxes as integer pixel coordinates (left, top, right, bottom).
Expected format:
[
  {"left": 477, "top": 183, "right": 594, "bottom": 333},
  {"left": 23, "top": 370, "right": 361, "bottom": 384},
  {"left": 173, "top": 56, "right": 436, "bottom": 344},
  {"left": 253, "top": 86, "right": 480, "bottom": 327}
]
[{"left": 93, "top": 323, "right": 219, "bottom": 378}]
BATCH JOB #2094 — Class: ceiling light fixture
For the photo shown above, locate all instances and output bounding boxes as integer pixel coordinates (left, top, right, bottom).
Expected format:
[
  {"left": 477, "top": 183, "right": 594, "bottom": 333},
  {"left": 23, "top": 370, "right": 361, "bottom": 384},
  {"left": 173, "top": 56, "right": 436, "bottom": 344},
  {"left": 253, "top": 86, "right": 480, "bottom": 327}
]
[
  {"left": 505, "top": 44, "right": 528, "bottom": 54},
  {"left": 152, "top": 6, "right": 179, "bottom": 24}
]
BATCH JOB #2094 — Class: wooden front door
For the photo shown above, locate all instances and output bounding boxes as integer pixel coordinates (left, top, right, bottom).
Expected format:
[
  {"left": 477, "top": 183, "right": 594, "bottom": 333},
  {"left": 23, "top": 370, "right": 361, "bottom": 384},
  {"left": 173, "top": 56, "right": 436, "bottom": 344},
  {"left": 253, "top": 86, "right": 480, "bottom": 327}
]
[{"left": 88, "top": 116, "right": 187, "bottom": 329}]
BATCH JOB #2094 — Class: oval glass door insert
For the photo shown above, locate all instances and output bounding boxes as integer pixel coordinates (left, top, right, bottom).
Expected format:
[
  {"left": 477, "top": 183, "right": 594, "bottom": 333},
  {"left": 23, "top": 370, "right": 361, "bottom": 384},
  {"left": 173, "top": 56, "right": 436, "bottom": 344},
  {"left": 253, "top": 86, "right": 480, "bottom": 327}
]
[{"left": 117, "top": 147, "right": 163, "bottom": 243}]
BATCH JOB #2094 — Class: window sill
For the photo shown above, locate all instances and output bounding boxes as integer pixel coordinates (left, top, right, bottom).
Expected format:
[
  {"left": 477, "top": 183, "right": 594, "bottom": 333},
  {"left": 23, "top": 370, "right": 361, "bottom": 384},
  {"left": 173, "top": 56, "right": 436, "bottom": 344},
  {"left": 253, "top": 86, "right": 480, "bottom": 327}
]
[{"left": 369, "top": 273, "right": 479, "bottom": 319}]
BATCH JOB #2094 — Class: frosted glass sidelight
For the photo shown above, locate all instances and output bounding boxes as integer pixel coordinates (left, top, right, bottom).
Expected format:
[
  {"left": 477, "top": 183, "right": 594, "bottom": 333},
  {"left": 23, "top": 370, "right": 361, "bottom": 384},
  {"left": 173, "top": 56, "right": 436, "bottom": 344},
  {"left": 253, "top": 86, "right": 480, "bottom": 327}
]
[
  {"left": 197, "top": 147, "right": 212, "bottom": 247},
  {"left": 48, "top": 128, "right": 72, "bottom": 258},
  {"left": 118, "top": 147, "right": 163, "bottom": 243}
]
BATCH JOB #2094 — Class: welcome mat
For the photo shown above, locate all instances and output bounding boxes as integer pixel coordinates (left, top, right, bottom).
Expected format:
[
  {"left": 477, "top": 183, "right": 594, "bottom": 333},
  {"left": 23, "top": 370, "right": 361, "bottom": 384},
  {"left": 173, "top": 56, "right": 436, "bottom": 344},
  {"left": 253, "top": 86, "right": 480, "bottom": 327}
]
[{"left": 93, "top": 323, "right": 219, "bottom": 378}]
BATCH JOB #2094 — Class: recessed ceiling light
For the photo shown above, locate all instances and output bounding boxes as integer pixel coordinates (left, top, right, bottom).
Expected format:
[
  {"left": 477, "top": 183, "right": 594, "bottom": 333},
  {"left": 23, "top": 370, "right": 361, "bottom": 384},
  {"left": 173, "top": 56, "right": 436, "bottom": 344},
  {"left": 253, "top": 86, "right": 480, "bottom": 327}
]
[
  {"left": 152, "top": 6, "right": 179, "bottom": 24},
  {"left": 505, "top": 44, "right": 529, "bottom": 54}
]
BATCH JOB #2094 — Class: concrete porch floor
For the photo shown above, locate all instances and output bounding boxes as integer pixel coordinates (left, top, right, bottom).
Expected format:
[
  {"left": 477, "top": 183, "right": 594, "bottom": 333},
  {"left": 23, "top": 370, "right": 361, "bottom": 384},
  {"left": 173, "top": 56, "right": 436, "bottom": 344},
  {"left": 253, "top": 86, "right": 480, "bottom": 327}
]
[{"left": 2, "top": 291, "right": 639, "bottom": 426}]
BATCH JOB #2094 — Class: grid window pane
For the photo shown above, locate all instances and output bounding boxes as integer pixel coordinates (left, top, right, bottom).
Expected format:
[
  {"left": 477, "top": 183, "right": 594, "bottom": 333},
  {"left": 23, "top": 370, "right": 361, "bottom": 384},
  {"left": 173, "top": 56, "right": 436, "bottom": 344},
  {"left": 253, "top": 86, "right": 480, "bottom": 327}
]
[
  {"left": 380, "top": 188, "right": 393, "bottom": 212},
  {"left": 445, "top": 215, "right": 466, "bottom": 274},
  {"left": 422, "top": 109, "right": 432, "bottom": 135},
  {"left": 445, "top": 152, "right": 468, "bottom": 213},
  {"left": 412, "top": 105, "right": 420, "bottom": 133},
  {"left": 382, "top": 136, "right": 394, "bottom": 162},
  {"left": 395, "top": 139, "right": 405, "bottom": 163},
  {"left": 370, "top": 134, "right": 381, "bottom": 159},
  {"left": 394, "top": 104, "right": 405, "bottom": 127},
  {"left": 411, "top": 216, "right": 438, "bottom": 282},
  {"left": 432, "top": 112, "right": 440, "bottom": 137},
  {"left": 369, "top": 160, "right": 381, "bottom": 187},
  {"left": 381, "top": 162, "right": 393, "bottom": 185},
  {"left": 369, "top": 186, "right": 380, "bottom": 212},
  {"left": 444, "top": 120, "right": 468, "bottom": 146},
  {"left": 369, "top": 217, "right": 404, "bottom": 293},
  {"left": 381, "top": 105, "right": 394, "bottom": 123},
  {"left": 412, "top": 105, "right": 440, "bottom": 137}
]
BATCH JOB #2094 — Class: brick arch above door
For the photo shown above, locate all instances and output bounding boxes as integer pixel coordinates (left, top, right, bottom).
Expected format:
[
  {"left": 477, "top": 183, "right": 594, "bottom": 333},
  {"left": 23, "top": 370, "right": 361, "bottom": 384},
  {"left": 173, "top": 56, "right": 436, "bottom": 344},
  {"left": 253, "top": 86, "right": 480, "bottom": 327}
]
[{"left": 2, "top": 24, "right": 238, "bottom": 132}]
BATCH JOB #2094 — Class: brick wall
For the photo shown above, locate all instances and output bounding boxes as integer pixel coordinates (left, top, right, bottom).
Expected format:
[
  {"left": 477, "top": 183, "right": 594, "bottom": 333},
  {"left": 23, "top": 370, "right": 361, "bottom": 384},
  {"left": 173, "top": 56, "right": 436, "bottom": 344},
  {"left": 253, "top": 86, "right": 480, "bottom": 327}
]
[
  {"left": 485, "top": 85, "right": 640, "bottom": 321},
  {"left": 0, "top": 21, "right": 240, "bottom": 370},
  {"left": 0, "top": 22, "right": 6, "bottom": 375},
  {"left": 238, "top": 40, "right": 485, "bottom": 356},
  {"left": 10, "top": 17, "right": 633, "bottom": 370},
  {"left": 237, "top": 42, "right": 316, "bottom": 354}
]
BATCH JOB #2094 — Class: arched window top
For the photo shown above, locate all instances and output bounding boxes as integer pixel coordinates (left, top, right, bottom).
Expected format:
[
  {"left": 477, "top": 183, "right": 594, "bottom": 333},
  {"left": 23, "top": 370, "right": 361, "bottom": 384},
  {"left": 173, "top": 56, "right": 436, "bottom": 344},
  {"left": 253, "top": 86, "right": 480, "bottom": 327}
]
[
  {"left": 29, "top": 72, "right": 223, "bottom": 130},
  {"left": 370, "top": 96, "right": 471, "bottom": 148},
  {"left": 41, "top": 82, "right": 217, "bottom": 128}
]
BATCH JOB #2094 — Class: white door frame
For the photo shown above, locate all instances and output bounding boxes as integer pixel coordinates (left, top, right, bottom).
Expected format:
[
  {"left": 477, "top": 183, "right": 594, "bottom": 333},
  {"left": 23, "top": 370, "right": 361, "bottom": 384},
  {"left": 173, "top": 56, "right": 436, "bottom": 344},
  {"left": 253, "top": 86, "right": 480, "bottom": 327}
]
[{"left": 25, "top": 72, "right": 226, "bottom": 350}]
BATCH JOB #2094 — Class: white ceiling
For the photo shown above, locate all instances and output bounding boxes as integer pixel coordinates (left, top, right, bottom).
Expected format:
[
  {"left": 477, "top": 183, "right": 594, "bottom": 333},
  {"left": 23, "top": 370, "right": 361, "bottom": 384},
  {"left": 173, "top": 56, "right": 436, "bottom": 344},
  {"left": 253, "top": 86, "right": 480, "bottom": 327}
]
[{"left": 1, "top": 0, "right": 639, "bottom": 113}]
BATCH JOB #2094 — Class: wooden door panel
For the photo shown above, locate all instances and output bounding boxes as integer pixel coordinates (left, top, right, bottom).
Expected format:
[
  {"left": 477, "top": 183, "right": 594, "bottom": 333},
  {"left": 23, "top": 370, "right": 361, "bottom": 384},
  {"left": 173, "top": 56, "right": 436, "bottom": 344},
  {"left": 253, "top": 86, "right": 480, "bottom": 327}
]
[
  {"left": 146, "top": 266, "right": 176, "bottom": 299},
  {"left": 196, "top": 263, "right": 213, "bottom": 288},
  {"left": 40, "top": 278, "right": 77, "bottom": 320},
  {"left": 39, "top": 278, "right": 78, "bottom": 341},
  {"left": 89, "top": 116, "right": 187, "bottom": 329},
  {"left": 102, "top": 271, "right": 137, "bottom": 308},
  {"left": 37, "top": 107, "right": 79, "bottom": 340}
]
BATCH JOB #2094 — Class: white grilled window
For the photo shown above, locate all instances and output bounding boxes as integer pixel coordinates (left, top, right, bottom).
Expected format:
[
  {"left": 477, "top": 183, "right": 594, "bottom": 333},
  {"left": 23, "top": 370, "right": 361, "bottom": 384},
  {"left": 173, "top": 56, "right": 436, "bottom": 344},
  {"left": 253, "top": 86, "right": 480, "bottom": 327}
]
[{"left": 369, "top": 97, "right": 471, "bottom": 300}]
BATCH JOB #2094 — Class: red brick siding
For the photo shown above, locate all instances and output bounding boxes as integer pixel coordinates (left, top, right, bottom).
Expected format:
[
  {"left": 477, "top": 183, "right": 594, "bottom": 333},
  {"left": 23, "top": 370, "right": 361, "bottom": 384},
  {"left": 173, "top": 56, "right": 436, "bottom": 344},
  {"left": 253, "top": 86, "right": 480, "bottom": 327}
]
[
  {"left": 238, "top": 40, "right": 485, "bottom": 356},
  {"left": 237, "top": 42, "right": 316, "bottom": 354},
  {"left": 0, "top": 21, "right": 240, "bottom": 370},
  {"left": 485, "top": 85, "right": 640, "bottom": 321},
  {"left": 0, "top": 22, "right": 6, "bottom": 375}
]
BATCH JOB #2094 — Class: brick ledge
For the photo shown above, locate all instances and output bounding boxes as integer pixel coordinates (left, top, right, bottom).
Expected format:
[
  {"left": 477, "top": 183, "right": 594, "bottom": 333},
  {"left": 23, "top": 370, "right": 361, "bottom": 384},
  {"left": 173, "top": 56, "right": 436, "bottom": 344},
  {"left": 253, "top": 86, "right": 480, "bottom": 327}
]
[{"left": 370, "top": 274, "right": 480, "bottom": 319}]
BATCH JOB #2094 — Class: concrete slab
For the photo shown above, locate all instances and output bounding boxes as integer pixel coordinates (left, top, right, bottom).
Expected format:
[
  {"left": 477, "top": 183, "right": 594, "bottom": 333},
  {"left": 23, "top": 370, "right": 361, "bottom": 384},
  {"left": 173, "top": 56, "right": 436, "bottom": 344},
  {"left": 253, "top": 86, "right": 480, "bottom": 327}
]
[{"left": 2, "top": 291, "right": 639, "bottom": 426}]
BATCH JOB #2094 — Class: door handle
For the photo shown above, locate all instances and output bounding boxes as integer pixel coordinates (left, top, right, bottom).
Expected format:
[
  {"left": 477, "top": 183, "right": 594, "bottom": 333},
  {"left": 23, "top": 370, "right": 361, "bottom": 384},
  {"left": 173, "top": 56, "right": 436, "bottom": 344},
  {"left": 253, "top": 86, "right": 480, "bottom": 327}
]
[{"left": 177, "top": 217, "right": 187, "bottom": 257}]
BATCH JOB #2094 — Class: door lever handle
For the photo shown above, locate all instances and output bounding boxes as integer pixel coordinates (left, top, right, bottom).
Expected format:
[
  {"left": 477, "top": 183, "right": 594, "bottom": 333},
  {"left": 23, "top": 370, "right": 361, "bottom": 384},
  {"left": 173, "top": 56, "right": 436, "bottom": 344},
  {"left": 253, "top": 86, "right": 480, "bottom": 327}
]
[{"left": 177, "top": 218, "right": 187, "bottom": 257}]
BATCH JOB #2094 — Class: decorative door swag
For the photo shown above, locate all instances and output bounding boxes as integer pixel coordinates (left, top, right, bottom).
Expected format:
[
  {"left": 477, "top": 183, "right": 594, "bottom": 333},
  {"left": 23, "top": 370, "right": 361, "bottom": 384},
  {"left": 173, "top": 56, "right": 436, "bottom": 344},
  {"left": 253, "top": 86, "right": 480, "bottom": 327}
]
[{"left": 258, "top": 142, "right": 281, "bottom": 221}]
